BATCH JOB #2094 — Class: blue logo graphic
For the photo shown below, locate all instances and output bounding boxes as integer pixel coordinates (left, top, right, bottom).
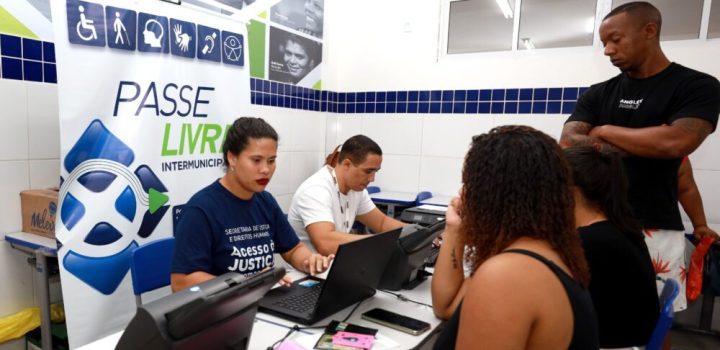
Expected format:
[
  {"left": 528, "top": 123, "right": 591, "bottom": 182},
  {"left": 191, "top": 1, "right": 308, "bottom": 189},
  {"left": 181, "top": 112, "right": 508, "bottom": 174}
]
[
  {"left": 170, "top": 19, "right": 196, "bottom": 59},
  {"left": 197, "top": 25, "right": 221, "bottom": 62},
  {"left": 221, "top": 30, "right": 243, "bottom": 66},
  {"left": 138, "top": 13, "right": 169, "bottom": 53},
  {"left": 105, "top": 6, "right": 136, "bottom": 51},
  {"left": 66, "top": 0, "right": 106, "bottom": 47},
  {"left": 59, "top": 120, "right": 170, "bottom": 295}
]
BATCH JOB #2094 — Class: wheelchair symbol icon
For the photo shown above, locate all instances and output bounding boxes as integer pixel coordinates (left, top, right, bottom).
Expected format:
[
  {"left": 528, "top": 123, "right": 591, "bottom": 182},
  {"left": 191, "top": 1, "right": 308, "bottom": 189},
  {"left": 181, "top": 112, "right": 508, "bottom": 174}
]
[{"left": 76, "top": 5, "right": 98, "bottom": 41}]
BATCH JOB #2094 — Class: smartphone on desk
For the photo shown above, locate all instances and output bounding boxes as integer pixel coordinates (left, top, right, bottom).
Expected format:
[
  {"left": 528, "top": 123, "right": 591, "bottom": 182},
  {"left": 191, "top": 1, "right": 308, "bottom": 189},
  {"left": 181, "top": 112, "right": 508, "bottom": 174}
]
[{"left": 361, "top": 308, "right": 430, "bottom": 336}]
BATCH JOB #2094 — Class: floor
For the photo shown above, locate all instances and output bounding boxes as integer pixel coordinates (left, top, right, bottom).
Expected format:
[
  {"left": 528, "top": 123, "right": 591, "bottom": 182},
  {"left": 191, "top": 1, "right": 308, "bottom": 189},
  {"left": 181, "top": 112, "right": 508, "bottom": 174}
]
[{"left": 670, "top": 293, "right": 720, "bottom": 350}]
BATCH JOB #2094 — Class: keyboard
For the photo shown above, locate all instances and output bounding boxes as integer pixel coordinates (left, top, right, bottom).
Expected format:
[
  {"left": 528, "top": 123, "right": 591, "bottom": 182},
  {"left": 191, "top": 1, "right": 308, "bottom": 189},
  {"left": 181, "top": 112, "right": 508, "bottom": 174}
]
[{"left": 272, "top": 283, "right": 322, "bottom": 313}]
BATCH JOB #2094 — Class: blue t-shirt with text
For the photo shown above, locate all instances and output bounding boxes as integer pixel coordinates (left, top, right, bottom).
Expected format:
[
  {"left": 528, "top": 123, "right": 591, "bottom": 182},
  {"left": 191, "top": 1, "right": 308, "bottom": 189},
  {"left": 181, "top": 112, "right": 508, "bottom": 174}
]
[{"left": 172, "top": 180, "right": 300, "bottom": 276}]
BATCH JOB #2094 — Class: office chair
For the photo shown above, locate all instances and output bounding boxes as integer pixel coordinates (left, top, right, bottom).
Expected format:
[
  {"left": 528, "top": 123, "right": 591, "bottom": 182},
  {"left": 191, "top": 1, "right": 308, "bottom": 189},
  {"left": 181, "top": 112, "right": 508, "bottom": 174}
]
[
  {"left": 130, "top": 237, "right": 175, "bottom": 305},
  {"left": 646, "top": 278, "right": 680, "bottom": 350}
]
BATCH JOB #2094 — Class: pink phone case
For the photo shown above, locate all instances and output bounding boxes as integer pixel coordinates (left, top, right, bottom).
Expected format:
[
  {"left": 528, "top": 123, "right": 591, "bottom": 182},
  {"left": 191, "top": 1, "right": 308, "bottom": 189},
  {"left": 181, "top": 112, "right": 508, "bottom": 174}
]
[{"left": 331, "top": 331, "right": 374, "bottom": 349}]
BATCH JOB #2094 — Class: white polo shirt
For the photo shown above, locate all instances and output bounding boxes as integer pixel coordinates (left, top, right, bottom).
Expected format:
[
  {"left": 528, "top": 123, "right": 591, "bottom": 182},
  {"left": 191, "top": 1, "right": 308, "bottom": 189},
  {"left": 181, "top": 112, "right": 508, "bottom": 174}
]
[{"left": 288, "top": 166, "right": 375, "bottom": 252}]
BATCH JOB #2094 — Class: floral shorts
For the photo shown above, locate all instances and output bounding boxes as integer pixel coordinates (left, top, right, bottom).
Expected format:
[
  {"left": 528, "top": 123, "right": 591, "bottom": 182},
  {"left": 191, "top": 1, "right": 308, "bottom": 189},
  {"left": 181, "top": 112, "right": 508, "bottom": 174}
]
[{"left": 643, "top": 228, "right": 686, "bottom": 311}]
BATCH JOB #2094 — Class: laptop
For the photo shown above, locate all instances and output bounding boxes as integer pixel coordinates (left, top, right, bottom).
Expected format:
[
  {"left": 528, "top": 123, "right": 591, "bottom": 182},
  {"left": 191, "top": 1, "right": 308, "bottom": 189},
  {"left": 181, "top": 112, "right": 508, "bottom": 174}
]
[{"left": 259, "top": 228, "right": 402, "bottom": 325}]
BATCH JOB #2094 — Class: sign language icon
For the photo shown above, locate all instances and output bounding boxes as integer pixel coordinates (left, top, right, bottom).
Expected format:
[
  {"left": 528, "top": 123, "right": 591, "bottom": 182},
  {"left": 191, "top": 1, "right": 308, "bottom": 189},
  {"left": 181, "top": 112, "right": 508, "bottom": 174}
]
[{"left": 173, "top": 24, "right": 191, "bottom": 52}]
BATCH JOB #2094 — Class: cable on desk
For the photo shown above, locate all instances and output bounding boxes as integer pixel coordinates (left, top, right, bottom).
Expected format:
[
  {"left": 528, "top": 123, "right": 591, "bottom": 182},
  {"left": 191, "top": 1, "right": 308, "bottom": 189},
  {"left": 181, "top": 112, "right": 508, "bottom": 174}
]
[
  {"left": 378, "top": 289, "right": 433, "bottom": 308},
  {"left": 266, "top": 299, "right": 367, "bottom": 349}
]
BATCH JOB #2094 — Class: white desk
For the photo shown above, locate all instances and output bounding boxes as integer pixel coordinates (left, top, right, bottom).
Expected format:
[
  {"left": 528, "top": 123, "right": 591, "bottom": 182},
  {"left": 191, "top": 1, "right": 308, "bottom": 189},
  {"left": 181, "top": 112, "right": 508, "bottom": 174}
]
[
  {"left": 418, "top": 195, "right": 454, "bottom": 207},
  {"left": 370, "top": 191, "right": 418, "bottom": 217},
  {"left": 5, "top": 232, "right": 59, "bottom": 350},
  {"left": 78, "top": 272, "right": 441, "bottom": 350}
]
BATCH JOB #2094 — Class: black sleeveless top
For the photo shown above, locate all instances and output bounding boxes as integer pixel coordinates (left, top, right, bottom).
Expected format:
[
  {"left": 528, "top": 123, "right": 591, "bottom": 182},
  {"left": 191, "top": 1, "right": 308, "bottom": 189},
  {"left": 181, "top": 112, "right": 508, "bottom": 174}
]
[{"left": 433, "top": 249, "right": 599, "bottom": 349}]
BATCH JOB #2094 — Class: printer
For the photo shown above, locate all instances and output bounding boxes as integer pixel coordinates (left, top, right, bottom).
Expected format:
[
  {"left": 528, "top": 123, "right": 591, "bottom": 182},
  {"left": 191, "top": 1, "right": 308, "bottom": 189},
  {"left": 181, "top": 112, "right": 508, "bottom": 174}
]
[
  {"left": 378, "top": 220, "right": 445, "bottom": 291},
  {"left": 400, "top": 204, "right": 447, "bottom": 226}
]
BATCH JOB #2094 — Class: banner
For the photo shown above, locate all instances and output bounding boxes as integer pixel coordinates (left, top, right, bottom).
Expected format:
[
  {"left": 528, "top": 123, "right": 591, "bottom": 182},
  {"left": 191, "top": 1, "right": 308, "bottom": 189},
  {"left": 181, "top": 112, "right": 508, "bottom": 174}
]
[{"left": 49, "top": 0, "right": 249, "bottom": 347}]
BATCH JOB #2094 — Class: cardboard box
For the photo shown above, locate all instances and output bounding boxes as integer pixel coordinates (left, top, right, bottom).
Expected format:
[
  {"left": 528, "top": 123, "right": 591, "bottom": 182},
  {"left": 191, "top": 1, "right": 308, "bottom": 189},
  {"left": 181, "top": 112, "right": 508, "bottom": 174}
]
[{"left": 20, "top": 189, "right": 59, "bottom": 239}]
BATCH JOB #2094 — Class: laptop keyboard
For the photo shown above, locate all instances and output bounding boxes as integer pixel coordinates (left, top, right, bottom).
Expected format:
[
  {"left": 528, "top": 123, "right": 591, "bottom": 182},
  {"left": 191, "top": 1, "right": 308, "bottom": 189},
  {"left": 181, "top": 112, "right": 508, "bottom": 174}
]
[{"left": 273, "top": 283, "right": 322, "bottom": 313}]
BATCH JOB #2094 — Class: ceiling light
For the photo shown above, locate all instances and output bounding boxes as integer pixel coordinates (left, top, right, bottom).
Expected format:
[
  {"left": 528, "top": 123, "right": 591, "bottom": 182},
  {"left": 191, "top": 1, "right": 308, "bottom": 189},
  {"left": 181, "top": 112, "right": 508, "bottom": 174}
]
[
  {"left": 495, "top": 0, "right": 513, "bottom": 19},
  {"left": 521, "top": 38, "right": 535, "bottom": 50}
]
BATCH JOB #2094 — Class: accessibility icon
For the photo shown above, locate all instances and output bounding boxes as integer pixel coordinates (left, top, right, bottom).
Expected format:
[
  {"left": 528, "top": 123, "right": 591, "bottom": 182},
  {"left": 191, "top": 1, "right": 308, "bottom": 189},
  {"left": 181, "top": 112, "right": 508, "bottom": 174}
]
[
  {"left": 170, "top": 19, "right": 195, "bottom": 59},
  {"left": 197, "top": 25, "right": 220, "bottom": 62},
  {"left": 138, "top": 13, "right": 169, "bottom": 53},
  {"left": 67, "top": 0, "right": 106, "bottom": 47},
  {"left": 221, "top": 30, "right": 243, "bottom": 66},
  {"left": 106, "top": 6, "right": 136, "bottom": 51}
]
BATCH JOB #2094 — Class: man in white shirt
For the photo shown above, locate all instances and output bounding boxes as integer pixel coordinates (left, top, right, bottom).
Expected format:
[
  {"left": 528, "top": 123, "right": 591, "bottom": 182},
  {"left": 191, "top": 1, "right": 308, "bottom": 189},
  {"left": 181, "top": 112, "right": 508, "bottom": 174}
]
[{"left": 288, "top": 135, "right": 405, "bottom": 255}]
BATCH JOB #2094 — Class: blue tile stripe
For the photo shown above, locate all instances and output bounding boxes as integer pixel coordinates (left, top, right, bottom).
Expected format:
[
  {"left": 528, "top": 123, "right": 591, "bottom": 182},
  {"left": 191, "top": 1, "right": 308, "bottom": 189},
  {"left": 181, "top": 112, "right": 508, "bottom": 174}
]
[
  {"left": 250, "top": 78, "right": 588, "bottom": 114},
  {"left": 0, "top": 34, "right": 56, "bottom": 83}
]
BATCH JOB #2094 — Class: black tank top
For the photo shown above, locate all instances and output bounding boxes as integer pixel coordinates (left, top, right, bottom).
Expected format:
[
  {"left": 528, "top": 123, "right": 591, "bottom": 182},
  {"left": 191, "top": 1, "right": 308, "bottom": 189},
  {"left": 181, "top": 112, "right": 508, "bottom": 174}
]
[{"left": 433, "top": 249, "right": 599, "bottom": 349}]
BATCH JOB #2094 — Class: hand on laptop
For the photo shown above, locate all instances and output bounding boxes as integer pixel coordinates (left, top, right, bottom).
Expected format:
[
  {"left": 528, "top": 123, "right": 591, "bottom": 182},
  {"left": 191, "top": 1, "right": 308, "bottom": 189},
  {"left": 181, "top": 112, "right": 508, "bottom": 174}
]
[{"left": 305, "top": 253, "right": 335, "bottom": 276}]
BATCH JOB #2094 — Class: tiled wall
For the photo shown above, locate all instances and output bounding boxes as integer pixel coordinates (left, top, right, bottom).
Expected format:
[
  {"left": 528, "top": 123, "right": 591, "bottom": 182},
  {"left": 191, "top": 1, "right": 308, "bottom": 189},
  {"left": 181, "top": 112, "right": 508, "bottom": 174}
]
[
  {"left": 250, "top": 77, "right": 587, "bottom": 115},
  {"left": 0, "top": 34, "right": 56, "bottom": 83}
]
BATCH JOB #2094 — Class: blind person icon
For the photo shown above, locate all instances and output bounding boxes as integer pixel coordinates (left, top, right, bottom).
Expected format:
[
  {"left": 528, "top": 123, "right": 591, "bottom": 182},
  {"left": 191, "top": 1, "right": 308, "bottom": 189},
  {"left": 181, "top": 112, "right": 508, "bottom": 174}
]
[
  {"left": 221, "top": 31, "right": 244, "bottom": 66},
  {"left": 66, "top": 1, "right": 105, "bottom": 47},
  {"left": 105, "top": 6, "right": 136, "bottom": 51}
]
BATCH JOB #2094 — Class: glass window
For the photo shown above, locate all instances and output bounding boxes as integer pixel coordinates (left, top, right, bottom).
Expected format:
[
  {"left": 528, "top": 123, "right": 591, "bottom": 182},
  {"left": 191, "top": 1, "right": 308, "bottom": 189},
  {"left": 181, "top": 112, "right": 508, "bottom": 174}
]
[
  {"left": 517, "top": 0, "right": 597, "bottom": 50},
  {"left": 447, "top": 0, "right": 516, "bottom": 53},
  {"left": 709, "top": 0, "right": 720, "bottom": 39},
  {"left": 611, "top": 0, "right": 703, "bottom": 40}
]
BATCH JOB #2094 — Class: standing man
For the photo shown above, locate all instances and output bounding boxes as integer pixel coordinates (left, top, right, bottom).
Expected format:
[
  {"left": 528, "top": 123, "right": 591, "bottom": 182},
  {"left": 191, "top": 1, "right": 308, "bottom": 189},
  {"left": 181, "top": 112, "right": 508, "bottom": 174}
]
[
  {"left": 560, "top": 1, "right": 720, "bottom": 311},
  {"left": 288, "top": 135, "right": 404, "bottom": 255}
]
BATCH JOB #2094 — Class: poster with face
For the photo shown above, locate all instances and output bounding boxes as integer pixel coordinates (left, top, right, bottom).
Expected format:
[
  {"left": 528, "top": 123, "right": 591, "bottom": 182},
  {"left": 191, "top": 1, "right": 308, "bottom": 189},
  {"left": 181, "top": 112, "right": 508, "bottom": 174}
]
[
  {"left": 270, "top": 0, "right": 323, "bottom": 39},
  {"left": 211, "top": 0, "right": 256, "bottom": 11},
  {"left": 268, "top": 26, "right": 322, "bottom": 87}
]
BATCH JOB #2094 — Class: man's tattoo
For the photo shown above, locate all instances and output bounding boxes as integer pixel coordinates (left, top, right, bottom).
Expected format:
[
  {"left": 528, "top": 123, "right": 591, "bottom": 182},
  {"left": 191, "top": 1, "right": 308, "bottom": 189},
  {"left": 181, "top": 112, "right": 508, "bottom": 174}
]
[
  {"left": 451, "top": 248, "right": 458, "bottom": 269},
  {"left": 559, "top": 121, "right": 593, "bottom": 147},
  {"left": 672, "top": 118, "right": 713, "bottom": 145}
]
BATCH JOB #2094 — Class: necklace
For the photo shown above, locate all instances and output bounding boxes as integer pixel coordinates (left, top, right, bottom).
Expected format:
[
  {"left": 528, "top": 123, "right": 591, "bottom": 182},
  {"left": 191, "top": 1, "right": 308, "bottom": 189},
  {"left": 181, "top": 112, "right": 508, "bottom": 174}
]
[{"left": 328, "top": 166, "right": 351, "bottom": 233}]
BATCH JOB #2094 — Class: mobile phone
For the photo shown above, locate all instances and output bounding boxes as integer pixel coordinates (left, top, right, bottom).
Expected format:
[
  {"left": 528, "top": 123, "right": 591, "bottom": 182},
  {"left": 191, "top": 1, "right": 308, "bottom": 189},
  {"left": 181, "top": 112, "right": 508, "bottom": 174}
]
[{"left": 361, "top": 308, "right": 430, "bottom": 335}]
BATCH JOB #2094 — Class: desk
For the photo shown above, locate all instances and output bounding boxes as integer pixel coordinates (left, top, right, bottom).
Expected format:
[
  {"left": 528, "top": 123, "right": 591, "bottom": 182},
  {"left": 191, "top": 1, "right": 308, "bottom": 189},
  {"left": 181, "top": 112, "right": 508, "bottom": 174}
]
[
  {"left": 77, "top": 271, "right": 441, "bottom": 350},
  {"left": 370, "top": 191, "right": 418, "bottom": 217},
  {"left": 5, "top": 232, "right": 59, "bottom": 350},
  {"left": 418, "top": 195, "right": 454, "bottom": 207}
]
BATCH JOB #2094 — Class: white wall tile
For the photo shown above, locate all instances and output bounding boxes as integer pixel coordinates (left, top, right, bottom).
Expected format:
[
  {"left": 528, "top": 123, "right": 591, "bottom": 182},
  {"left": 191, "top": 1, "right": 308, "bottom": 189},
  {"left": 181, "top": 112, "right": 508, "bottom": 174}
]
[
  {"left": 418, "top": 157, "right": 463, "bottom": 197},
  {"left": 0, "top": 81, "right": 29, "bottom": 161},
  {"left": 29, "top": 159, "right": 60, "bottom": 189},
  {"left": 290, "top": 113, "right": 325, "bottom": 152},
  {"left": 335, "top": 116, "right": 363, "bottom": 147},
  {"left": 691, "top": 170, "right": 720, "bottom": 226},
  {"left": 372, "top": 154, "right": 420, "bottom": 193},
  {"left": 362, "top": 114, "right": 422, "bottom": 155},
  {"left": 689, "top": 132, "right": 720, "bottom": 171},
  {"left": 27, "top": 84, "right": 60, "bottom": 159},
  {"left": 289, "top": 152, "right": 324, "bottom": 190},
  {"left": 274, "top": 194, "right": 293, "bottom": 213},
  {"left": 0, "top": 161, "right": 30, "bottom": 233},
  {"left": 267, "top": 151, "right": 324, "bottom": 197},
  {"left": 265, "top": 151, "right": 293, "bottom": 196},
  {"left": 493, "top": 115, "right": 568, "bottom": 141},
  {"left": 325, "top": 114, "right": 339, "bottom": 154},
  {"left": 0, "top": 242, "right": 35, "bottom": 317},
  {"left": 421, "top": 115, "right": 493, "bottom": 158}
]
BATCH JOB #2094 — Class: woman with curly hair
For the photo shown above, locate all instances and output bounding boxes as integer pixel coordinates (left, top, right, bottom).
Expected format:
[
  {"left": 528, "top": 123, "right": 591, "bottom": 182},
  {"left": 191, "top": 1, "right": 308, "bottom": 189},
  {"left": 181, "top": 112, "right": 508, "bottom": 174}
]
[{"left": 432, "top": 125, "right": 598, "bottom": 349}]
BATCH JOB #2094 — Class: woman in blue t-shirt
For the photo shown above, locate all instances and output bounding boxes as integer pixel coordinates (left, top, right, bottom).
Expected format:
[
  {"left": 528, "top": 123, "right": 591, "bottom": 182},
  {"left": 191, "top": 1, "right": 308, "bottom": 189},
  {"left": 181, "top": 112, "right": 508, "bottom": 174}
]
[{"left": 171, "top": 117, "right": 334, "bottom": 291}]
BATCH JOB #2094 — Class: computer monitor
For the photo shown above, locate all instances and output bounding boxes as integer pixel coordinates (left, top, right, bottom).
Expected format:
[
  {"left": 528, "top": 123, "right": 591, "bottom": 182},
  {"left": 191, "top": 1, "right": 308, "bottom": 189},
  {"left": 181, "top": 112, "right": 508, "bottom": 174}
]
[
  {"left": 116, "top": 267, "right": 285, "bottom": 350},
  {"left": 378, "top": 220, "right": 445, "bottom": 291}
]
